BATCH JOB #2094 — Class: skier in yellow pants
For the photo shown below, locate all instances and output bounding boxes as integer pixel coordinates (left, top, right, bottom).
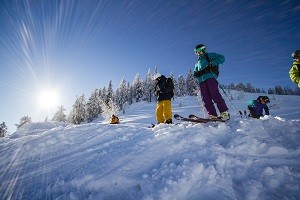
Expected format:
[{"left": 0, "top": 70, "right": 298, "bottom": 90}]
[
  {"left": 156, "top": 100, "right": 172, "bottom": 124},
  {"left": 153, "top": 73, "right": 174, "bottom": 124}
]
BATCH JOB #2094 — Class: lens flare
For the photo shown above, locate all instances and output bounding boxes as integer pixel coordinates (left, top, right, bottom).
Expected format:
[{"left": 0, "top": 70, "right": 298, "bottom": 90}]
[{"left": 37, "top": 89, "right": 59, "bottom": 110}]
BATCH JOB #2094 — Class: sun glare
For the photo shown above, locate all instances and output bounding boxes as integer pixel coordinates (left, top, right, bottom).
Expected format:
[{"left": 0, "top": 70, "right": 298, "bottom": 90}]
[{"left": 37, "top": 89, "right": 59, "bottom": 110}]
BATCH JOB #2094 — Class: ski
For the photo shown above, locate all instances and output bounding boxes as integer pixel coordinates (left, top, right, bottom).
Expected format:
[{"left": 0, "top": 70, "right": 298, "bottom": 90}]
[
  {"left": 148, "top": 123, "right": 156, "bottom": 128},
  {"left": 148, "top": 122, "right": 180, "bottom": 128},
  {"left": 188, "top": 114, "right": 227, "bottom": 122},
  {"left": 174, "top": 114, "right": 224, "bottom": 123}
]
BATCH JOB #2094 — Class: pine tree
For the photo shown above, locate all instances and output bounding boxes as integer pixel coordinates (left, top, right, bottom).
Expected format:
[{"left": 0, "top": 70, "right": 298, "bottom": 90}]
[
  {"left": 177, "top": 75, "right": 186, "bottom": 97},
  {"left": 106, "top": 81, "right": 114, "bottom": 108},
  {"left": 69, "top": 95, "right": 86, "bottom": 124},
  {"left": 186, "top": 69, "right": 197, "bottom": 96},
  {"left": 99, "top": 96, "right": 119, "bottom": 122},
  {"left": 86, "top": 89, "right": 101, "bottom": 122},
  {"left": 52, "top": 105, "right": 67, "bottom": 122},
  {"left": 115, "top": 78, "right": 128, "bottom": 112},
  {"left": 274, "top": 85, "right": 284, "bottom": 95},
  {"left": 17, "top": 116, "right": 32, "bottom": 128},
  {"left": 144, "top": 69, "right": 154, "bottom": 102},
  {"left": 268, "top": 88, "right": 275, "bottom": 94},
  {"left": 0, "top": 122, "right": 7, "bottom": 137},
  {"left": 132, "top": 73, "right": 144, "bottom": 102},
  {"left": 127, "top": 82, "right": 133, "bottom": 105}
]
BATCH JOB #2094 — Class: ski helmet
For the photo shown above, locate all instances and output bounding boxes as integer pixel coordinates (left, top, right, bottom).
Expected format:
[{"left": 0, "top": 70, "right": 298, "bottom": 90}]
[
  {"left": 153, "top": 72, "right": 161, "bottom": 80},
  {"left": 194, "top": 44, "right": 206, "bottom": 53},
  {"left": 291, "top": 50, "right": 300, "bottom": 59}
]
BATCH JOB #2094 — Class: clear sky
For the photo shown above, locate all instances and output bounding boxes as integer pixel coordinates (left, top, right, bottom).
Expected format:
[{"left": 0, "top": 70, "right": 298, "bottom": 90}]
[{"left": 1, "top": 0, "right": 299, "bottom": 132}]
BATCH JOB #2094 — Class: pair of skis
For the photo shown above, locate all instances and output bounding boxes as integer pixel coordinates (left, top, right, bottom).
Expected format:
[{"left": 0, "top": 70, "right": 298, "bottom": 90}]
[
  {"left": 149, "top": 114, "right": 226, "bottom": 127},
  {"left": 174, "top": 114, "right": 226, "bottom": 123}
]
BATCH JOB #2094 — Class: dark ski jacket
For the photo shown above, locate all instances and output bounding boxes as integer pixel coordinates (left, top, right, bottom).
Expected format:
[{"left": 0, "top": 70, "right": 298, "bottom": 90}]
[
  {"left": 248, "top": 100, "right": 269, "bottom": 118},
  {"left": 154, "top": 75, "right": 173, "bottom": 101}
]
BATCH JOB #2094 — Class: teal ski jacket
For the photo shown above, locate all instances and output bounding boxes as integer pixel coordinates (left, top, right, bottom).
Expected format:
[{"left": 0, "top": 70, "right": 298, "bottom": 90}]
[{"left": 193, "top": 52, "right": 225, "bottom": 83}]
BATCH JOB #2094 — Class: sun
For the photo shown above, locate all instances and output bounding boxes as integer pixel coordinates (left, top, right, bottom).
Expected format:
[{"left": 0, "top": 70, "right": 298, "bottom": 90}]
[{"left": 37, "top": 89, "right": 59, "bottom": 110}]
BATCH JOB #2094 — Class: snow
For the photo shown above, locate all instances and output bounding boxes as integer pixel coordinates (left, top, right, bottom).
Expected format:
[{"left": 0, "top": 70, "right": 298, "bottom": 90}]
[{"left": 1, "top": 92, "right": 300, "bottom": 200}]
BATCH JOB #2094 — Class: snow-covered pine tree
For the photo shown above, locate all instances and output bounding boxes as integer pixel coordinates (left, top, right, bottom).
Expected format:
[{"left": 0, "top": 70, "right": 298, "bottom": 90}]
[
  {"left": 52, "top": 105, "right": 67, "bottom": 122},
  {"left": 153, "top": 66, "right": 158, "bottom": 75},
  {"left": 127, "top": 82, "right": 133, "bottom": 105},
  {"left": 245, "top": 83, "right": 255, "bottom": 93},
  {"left": 171, "top": 75, "right": 179, "bottom": 97},
  {"left": 86, "top": 89, "right": 101, "bottom": 122},
  {"left": 144, "top": 69, "right": 154, "bottom": 102},
  {"left": 99, "top": 96, "right": 119, "bottom": 122},
  {"left": 275, "top": 85, "right": 284, "bottom": 95},
  {"left": 186, "top": 69, "right": 197, "bottom": 96},
  {"left": 0, "top": 122, "right": 7, "bottom": 137},
  {"left": 16, "top": 116, "right": 32, "bottom": 128},
  {"left": 132, "top": 73, "right": 144, "bottom": 102},
  {"left": 69, "top": 95, "right": 86, "bottom": 124},
  {"left": 177, "top": 75, "right": 186, "bottom": 97},
  {"left": 115, "top": 78, "right": 128, "bottom": 112},
  {"left": 105, "top": 81, "right": 114, "bottom": 108}
]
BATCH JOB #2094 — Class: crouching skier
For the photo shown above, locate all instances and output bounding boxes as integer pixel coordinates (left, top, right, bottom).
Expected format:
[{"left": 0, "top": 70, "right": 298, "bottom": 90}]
[
  {"left": 110, "top": 114, "right": 120, "bottom": 124},
  {"left": 248, "top": 96, "right": 270, "bottom": 119}
]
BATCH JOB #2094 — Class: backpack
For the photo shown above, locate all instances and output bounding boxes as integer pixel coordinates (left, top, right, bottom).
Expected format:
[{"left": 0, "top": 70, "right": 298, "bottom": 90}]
[
  {"left": 204, "top": 54, "right": 219, "bottom": 77},
  {"left": 166, "top": 77, "right": 174, "bottom": 98},
  {"left": 248, "top": 100, "right": 257, "bottom": 109}
]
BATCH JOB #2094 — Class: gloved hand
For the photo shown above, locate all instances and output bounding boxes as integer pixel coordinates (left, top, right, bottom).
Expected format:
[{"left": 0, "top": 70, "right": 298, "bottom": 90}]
[
  {"left": 206, "top": 63, "right": 213, "bottom": 68},
  {"left": 194, "top": 71, "right": 201, "bottom": 77}
]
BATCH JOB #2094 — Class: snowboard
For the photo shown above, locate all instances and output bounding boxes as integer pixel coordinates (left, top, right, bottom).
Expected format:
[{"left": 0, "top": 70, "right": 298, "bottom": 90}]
[{"left": 174, "top": 114, "right": 226, "bottom": 123}]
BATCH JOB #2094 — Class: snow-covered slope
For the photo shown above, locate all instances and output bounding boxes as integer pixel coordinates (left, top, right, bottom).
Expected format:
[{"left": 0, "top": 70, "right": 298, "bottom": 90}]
[{"left": 1, "top": 93, "right": 300, "bottom": 200}]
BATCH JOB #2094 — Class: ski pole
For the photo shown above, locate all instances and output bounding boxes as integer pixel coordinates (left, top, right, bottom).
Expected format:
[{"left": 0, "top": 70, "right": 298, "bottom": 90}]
[{"left": 210, "top": 70, "right": 239, "bottom": 113}]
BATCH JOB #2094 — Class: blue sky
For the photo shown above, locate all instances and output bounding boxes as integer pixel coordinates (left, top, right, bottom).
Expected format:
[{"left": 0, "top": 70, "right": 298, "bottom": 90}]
[{"left": 0, "top": 0, "right": 299, "bottom": 132}]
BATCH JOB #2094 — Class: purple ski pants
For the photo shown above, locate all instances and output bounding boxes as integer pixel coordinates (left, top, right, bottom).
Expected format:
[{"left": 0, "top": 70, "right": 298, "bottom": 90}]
[{"left": 199, "top": 78, "right": 228, "bottom": 116}]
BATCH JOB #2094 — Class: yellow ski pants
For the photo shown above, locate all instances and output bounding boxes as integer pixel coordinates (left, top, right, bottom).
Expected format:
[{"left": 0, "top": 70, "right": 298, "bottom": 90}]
[{"left": 156, "top": 100, "right": 172, "bottom": 123}]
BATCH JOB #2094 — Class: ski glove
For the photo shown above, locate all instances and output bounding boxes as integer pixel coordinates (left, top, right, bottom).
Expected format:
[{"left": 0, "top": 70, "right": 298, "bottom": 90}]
[{"left": 193, "top": 71, "right": 202, "bottom": 77}]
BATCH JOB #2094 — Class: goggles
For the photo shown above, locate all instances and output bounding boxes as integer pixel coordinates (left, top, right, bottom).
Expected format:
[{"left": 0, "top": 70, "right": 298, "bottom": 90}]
[
  {"left": 194, "top": 46, "right": 205, "bottom": 53},
  {"left": 261, "top": 98, "right": 270, "bottom": 103}
]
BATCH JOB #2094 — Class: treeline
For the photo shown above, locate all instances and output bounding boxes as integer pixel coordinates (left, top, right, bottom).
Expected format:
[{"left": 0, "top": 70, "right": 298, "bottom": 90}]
[
  {"left": 55, "top": 68, "right": 199, "bottom": 125},
  {"left": 2, "top": 68, "right": 299, "bottom": 136},
  {"left": 224, "top": 83, "right": 300, "bottom": 95}
]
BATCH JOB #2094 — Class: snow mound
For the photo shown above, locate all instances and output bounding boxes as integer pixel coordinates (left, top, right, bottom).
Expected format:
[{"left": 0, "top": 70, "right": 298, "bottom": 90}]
[{"left": 9, "top": 122, "right": 68, "bottom": 139}]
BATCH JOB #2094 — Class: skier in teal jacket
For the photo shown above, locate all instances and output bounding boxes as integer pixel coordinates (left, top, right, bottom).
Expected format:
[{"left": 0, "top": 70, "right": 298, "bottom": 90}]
[{"left": 193, "top": 44, "right": 230, "bottom": 120}]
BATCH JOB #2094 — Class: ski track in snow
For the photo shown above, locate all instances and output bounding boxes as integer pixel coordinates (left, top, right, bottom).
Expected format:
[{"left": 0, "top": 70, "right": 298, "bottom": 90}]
[{"left": 1, "top": 94, "right": 300, "bottom": 200}]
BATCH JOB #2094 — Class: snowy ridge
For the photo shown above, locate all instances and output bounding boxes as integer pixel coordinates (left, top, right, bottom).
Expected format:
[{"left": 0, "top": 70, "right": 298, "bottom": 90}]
[{"left": 1, "top": 94, "right": 300, "bottom": 199}]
